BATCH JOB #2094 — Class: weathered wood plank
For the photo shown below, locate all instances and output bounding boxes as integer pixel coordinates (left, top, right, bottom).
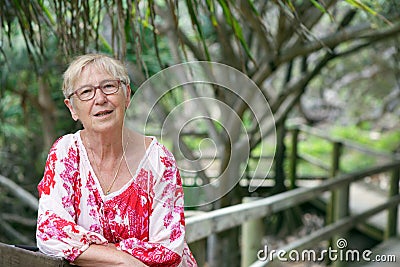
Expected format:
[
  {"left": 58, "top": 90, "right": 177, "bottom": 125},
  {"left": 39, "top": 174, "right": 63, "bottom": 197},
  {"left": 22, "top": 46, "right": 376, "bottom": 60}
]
[{"left": 0, "top": 243, "right": 72, "bottom": 267}]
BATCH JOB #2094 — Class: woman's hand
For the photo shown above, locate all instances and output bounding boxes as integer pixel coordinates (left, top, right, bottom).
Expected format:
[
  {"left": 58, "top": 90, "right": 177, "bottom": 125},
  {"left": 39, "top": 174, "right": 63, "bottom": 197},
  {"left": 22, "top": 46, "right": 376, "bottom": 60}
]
[{"left": 72, "top": 243, "right": 148, "bottom": 267}]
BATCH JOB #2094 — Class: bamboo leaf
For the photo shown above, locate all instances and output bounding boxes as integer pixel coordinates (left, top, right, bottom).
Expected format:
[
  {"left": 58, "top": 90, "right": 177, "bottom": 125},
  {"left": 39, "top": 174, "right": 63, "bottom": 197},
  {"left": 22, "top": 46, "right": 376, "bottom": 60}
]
[
  {"left": 310, "top": 0, "right": 326, "bottom": 13},
  {"left": 344, "top": 0, "right": 377, "bottom": 16},
  {"left": 245, "top": 0, "right": 260, "bottom": 16},
  {"left": 310, "top": 0, "right": 334, "bottom": 21},
  {"left": 38, "top": 0, "right": 56, "bottom": 25},
  {"left": 344, "top": 0, "right": 392, "bottom": 25},
  {"left": 286, "top": 0, "right": 296, "bottom": 12},
  {"left": 205, "top": 0, "right": 218, "bottom": 27},
  {"left": 217, "top": 0, "right": 232, "bottom": 24},
  {"left": 232, "top": 16, "right": 254, "bottom": 61},
  {"left": 217, "top": 0, "right": 254, "bottom": 62},
  {"left": 185, "top": 0, "right": 211, "bottom": 60},
  {"left": 99, "top": 35, "right": 113, "bottom": 53}
]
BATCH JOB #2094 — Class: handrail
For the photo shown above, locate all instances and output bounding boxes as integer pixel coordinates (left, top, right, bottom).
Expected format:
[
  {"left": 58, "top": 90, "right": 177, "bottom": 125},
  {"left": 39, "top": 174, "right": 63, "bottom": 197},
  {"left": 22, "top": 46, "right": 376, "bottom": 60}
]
[
  {"left": 249, "top": 195, "right": 400, "bottom": 267},
  {"left": 0, "top": 242, "right": 72, "bottom": 266},
  {"left": 297, "top": 153, "right": 331, "bottom": 171}
]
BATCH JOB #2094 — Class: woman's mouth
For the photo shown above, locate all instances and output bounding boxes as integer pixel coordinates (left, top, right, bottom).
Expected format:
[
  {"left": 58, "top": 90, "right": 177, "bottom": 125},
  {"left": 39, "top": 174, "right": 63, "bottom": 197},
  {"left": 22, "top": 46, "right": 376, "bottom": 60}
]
[{"left": 94, "top": 110, "right": 113, "bottom": 117}]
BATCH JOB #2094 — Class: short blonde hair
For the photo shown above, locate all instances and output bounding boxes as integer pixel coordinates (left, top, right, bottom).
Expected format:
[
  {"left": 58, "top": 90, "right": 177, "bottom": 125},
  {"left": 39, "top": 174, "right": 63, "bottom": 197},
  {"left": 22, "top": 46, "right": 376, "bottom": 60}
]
[{"left": 62, "top": 53, "right": 130, "bottom": 98}]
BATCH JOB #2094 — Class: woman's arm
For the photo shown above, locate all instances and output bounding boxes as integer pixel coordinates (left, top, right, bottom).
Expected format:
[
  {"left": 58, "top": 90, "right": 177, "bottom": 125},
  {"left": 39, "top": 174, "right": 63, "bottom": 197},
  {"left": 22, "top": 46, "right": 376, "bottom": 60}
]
[
  {"left": 37, "top": 137, "right": 108, "bottom": 261},
  {"left": 72, "top": 244, "right": 148, "bottom": 267}
]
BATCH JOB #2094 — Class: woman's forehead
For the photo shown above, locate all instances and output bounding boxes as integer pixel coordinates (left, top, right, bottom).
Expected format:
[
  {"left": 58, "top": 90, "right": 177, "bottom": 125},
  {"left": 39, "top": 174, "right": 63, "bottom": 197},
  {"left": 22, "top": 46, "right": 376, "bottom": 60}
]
[{"left": 75, "top": 65, "right": 114, "bottom": 86}]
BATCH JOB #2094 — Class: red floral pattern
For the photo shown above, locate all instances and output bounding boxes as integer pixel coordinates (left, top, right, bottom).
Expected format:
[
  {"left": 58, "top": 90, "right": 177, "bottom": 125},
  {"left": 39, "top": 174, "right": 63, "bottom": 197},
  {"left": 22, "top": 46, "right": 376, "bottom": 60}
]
[
  {"left": 38, "top": 138, "right": 60, "bottom": 197},
  {"left": 36, "top": 132, "right": 197, "bottom": 266}
]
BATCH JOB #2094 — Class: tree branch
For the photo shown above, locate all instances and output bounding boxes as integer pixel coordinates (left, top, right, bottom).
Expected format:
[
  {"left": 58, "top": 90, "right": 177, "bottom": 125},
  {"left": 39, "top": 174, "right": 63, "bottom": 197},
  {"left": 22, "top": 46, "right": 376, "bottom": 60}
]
[
  {"left": 0, "top": 175, "right": 38, "bottom": 211},
  {"left": 281, "top": 21, "right": 400, "bottom": 65},
  {"left": 0, "top": 215, "right": 34, "bottom": 245}
]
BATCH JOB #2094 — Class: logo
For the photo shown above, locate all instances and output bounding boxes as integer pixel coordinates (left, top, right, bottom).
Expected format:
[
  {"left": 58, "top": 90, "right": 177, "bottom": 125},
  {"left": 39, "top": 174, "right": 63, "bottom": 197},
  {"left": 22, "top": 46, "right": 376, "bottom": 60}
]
[{"left": 124, "top": 62, "right": 276, "bottom": 207}]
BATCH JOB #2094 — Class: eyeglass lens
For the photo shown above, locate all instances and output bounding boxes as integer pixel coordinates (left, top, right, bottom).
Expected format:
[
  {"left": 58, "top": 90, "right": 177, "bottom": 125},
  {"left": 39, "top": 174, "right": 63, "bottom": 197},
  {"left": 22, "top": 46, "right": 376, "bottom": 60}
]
[{"left": 75, "top": 80, "right": 120, "bottom": 100}]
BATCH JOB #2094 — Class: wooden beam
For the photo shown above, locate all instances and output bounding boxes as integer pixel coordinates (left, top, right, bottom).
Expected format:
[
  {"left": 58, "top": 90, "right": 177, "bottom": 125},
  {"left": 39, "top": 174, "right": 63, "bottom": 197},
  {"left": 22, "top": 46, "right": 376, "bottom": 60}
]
[{"left": 0, "top": 243, "right": 72, "bottom": 267}]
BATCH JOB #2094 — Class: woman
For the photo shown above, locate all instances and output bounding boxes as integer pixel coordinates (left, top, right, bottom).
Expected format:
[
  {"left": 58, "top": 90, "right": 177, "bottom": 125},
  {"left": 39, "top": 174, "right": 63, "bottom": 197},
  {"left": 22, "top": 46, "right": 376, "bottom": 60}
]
[{"left": 36, "top": 54, "right": 197, "bottom": 267}]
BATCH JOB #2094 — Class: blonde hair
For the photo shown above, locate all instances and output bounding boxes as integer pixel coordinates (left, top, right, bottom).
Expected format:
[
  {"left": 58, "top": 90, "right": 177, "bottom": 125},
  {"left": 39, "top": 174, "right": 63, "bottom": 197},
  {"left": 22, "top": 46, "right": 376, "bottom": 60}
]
[{"left": 62, "top": 53, "right": 130, "bottom": 98}]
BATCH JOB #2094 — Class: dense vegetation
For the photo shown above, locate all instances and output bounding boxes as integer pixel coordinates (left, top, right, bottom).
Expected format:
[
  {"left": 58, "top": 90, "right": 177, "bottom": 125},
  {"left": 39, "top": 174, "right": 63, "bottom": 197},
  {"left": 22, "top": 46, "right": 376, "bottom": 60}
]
[{"left": 1, "top": 0, "right": 399, "bottom": 265}]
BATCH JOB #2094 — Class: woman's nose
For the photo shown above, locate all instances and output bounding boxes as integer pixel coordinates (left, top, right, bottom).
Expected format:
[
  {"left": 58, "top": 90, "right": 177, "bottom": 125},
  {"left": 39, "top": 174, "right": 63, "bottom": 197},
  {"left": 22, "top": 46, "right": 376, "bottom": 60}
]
[{"left": 93, "top": 87, "right": 108, "bottom": 104}]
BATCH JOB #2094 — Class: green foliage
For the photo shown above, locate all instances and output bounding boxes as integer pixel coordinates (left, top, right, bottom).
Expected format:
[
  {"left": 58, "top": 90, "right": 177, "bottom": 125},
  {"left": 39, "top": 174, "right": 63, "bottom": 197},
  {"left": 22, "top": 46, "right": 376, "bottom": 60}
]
[
  {"left": 330, "top": 125, "right": 400, "bottom": 152},
  {"left": 375, "top": 132, "right": 400, "bottom": 152},
  {"left": 291, "top": 136, "right": 331, "bottom": 177},
  {"left": 287, "top": 125, "right": 400, "bottom": 178},
  {"left": 340, "top": 148, "right": 377, "bottom": 173}
]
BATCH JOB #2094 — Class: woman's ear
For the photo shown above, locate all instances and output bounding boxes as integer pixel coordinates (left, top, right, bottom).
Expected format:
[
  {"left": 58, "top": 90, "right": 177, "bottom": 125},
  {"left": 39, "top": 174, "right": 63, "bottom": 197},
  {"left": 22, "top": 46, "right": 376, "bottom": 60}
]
[
  {"left": 125, "top": 84, "right": 132, "bottom": 109},
  {"left": 64, "top": 99, "right": 79, "bottom": 121}
]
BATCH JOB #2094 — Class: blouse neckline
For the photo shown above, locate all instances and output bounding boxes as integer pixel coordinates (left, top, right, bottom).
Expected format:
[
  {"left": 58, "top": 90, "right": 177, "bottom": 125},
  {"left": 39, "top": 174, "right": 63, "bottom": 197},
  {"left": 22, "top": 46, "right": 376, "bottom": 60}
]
[{"left": 75, "top": 130, "right": 156, "bottom": 200}]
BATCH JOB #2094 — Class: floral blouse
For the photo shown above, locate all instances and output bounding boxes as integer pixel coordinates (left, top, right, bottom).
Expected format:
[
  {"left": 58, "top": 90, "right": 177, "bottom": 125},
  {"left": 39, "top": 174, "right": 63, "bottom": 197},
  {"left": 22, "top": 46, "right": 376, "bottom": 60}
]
[{"left": 36, "top": 131, "right": 197, "bottom": 267}]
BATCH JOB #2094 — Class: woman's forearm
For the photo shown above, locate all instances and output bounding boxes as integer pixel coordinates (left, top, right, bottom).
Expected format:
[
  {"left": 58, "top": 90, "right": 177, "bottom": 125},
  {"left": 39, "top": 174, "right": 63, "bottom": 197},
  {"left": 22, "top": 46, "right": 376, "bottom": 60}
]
[{"left": 72, "top": 243, "right": 148, "bottom": 267}]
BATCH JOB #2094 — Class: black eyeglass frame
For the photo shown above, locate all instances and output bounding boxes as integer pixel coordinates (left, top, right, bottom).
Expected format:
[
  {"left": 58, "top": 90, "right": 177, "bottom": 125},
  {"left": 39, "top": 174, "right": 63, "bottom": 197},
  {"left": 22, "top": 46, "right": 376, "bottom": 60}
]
[{"left": 67, "top": 79, "right": 123, "bottom": 101}]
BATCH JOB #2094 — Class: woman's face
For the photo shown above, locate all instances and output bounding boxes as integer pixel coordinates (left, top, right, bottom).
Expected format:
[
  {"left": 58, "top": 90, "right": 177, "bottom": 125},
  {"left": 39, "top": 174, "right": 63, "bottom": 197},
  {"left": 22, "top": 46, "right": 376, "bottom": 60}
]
[{"left": 64, "top": 64, "right": 130, "bottom": 134}]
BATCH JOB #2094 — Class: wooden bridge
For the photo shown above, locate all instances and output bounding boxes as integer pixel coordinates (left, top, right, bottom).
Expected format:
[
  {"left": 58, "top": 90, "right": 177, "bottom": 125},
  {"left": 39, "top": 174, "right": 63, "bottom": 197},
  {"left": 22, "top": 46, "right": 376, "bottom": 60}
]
[
  {"left": 0, "top": 125, "right": 399, "bottom": 266},
  {"left": 185, "top": 125, "right": 400, "bottom": 267}
]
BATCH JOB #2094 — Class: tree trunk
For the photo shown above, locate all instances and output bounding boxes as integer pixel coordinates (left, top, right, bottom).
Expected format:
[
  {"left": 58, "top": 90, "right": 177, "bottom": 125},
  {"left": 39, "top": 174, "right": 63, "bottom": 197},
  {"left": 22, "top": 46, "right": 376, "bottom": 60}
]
[
  {"left": 272, "top": 121, "right": 287, "bottom": 194},
  {"left": 37, "top": 76, "right": 58, "bottom": 151}
]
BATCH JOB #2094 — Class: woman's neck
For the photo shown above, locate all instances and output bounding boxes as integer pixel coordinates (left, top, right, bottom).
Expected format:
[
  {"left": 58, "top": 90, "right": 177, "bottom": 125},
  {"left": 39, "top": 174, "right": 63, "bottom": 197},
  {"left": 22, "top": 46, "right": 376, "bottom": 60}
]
[{"left": 81, "top": 129, "right": 124, "bottom": 161}]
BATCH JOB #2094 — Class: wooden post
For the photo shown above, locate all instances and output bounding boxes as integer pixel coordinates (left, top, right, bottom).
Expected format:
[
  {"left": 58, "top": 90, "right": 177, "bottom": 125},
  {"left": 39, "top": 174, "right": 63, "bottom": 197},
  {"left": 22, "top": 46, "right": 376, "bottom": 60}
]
[
  {"left": 385, "top": 166, "right": 400, "bottom": 239},
  {"left": 328, "top": 142, "right": 346, "bottom": 267},
  {"left": 289, "top": 128, "right": 299, "bottom": 190},
  {"left": 333, "top": 142, "right": 349, "bottom": 223},
  {"left": 189, "top": 239, "right": 207, "bottom": 267},
  {"left": 327, "top": 142, "right": 342, "bottom": 225},
  {"left": 241, "top": 197, "right": 264, "bottom": 267},
  {"left": 185, "top": 210, "right": 207, "bottom": 266},
  {"left": 332, "top": 179, "right": 350, "bottom": 267}
]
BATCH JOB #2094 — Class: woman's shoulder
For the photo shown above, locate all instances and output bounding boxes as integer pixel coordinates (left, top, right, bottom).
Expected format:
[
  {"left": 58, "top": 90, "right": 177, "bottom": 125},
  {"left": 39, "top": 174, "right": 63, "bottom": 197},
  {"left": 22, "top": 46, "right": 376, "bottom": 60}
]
[
  {"left": 125, "top": 129, "right": 174, "bottom": 159},
  {"left": 49, "top": 131, "right": 81, "bottom": 153},
  {"left": 148, "top": 136, "right": 175, "bottom": 160}
]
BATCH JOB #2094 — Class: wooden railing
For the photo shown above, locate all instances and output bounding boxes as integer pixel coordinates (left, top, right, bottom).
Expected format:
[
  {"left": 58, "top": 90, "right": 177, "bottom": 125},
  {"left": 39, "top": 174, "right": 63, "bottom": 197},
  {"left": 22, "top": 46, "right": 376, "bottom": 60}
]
[
  {"left": 0, "top": 242, "right": 72, "bottom": 267},
  {"left": 186, "top": 124, "right": 400, "bottom": 266},
  {"left": 186, "top": 161, "right": 400, "bottom": 266}
]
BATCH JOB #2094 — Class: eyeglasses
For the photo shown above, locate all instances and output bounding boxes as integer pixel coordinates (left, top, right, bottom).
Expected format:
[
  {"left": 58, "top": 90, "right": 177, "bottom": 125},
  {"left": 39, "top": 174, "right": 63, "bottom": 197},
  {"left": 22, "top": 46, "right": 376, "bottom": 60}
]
[{"left": 68, "top": 79, "right": 122, "bottom": 101}]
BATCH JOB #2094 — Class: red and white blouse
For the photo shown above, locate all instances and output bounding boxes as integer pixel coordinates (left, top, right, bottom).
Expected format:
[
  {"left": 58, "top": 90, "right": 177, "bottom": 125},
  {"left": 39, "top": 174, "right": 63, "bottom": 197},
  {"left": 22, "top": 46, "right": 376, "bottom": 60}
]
[{"left": 36, "top": 131, "right": 197, "bottom": 267}]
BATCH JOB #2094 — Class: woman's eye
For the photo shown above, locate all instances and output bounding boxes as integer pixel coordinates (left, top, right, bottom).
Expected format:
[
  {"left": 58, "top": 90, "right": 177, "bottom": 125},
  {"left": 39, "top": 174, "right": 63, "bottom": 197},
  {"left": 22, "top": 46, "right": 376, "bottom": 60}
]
[
  {"left": 103, "top": 82, "right": 117, "bottom": 89},
  {"left": 79, "top": 88, "right": 93, "bottom": 95}
]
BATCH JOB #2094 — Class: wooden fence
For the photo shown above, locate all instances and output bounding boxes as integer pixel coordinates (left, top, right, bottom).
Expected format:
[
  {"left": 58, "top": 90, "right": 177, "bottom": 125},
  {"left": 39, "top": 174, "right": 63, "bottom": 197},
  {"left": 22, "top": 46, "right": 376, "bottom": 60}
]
[
  {"left": 187, "top": 124, "right": 400, "bottom": 266},
  {"left": 186, "top": 160, "right": 400, "bottom": 266}
]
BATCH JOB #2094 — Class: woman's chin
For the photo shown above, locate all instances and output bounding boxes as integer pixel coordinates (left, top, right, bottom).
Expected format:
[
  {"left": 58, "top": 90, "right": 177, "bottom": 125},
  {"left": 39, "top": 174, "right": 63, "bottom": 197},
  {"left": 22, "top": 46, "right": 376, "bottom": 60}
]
[{"left": 88, "top": 121, "right": 122, "bottom": 134}]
